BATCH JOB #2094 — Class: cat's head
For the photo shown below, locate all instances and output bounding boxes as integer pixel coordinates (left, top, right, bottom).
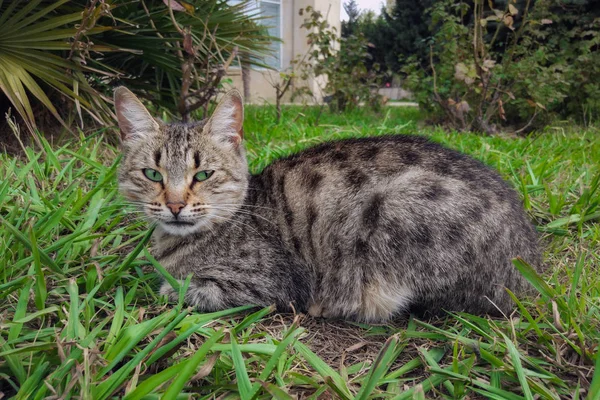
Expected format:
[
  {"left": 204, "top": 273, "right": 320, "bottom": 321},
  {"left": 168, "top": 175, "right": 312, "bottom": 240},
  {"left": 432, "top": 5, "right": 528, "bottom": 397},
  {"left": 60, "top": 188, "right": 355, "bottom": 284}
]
[{"left": 114, "top": 87, "right": 248, "bottom": 236}]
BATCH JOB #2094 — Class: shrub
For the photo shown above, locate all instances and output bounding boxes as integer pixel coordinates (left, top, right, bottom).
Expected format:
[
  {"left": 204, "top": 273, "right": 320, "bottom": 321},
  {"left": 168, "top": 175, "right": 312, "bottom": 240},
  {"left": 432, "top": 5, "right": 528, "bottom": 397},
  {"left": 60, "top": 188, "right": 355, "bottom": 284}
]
[
  {"left": 402, "top": 0, "right": 600, "bottom": 133},
  {"left": 532, "top": 0, "right": 600, "bottom": 124},
  {"left": 296, "top": 7, "right": 384, "bottom": 113}
]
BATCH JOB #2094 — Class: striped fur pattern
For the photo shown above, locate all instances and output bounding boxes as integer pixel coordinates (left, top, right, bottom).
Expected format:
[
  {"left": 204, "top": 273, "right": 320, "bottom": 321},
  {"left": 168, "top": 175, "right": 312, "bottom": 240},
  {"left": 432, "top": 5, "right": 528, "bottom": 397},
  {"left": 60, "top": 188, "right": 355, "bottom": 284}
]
[{"left": 115, "top": 87, "right": 541, "bottom": 322}]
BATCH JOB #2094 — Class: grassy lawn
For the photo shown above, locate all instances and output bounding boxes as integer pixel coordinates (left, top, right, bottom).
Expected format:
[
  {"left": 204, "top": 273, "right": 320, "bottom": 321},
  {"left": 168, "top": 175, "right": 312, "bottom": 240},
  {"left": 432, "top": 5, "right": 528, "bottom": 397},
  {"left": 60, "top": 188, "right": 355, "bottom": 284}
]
[{"left": 1, "top": 105, "right": 599, "bottom": 399}]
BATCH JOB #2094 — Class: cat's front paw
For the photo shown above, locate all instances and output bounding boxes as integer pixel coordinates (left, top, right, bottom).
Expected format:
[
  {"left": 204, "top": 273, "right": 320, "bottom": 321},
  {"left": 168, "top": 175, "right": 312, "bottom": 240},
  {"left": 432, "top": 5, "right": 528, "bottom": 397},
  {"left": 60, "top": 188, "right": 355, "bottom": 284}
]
[
  {"left": 159, "top": 281, "right": 180, "bottom": 303},
  {"left": 308, "top": 303, "right": 323, "bottom": 317},
  {"left": 308, "top": 303, "right": 335, "bottom": 318},
  {"left": 159, "top": 279, "right": 226, "bottom": 311}
]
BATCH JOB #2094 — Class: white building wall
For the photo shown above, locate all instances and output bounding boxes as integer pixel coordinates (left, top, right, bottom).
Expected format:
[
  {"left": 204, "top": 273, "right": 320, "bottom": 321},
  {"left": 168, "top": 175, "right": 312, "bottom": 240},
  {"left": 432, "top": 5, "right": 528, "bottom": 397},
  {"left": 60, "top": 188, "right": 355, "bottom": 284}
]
[{"left": 226, "top": 0, "right": 341, "bottom": 103}]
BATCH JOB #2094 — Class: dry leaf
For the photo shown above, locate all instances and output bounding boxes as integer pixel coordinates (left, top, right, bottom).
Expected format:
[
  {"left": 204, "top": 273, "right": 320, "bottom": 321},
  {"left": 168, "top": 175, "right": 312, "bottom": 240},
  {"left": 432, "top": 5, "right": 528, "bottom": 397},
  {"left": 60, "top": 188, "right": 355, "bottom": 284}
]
[
  {"left": 192, "top": 353, "right": 221, "bottom": 381},
  {"left": 456, "top": 100, "right": 471, "bottom": 113},
  {"left": 162, "top": 0, "right": 186, "bottom": 11},
  {"left": 498, "top": 99, "right": 506, "bottom": 120},
  {"left": 552, "top": 301, "right": 564, "bottom": 331},
  {"left": 508, "top": 4, "right": 518, "bottom": 15},
  {"left": 541, "top": 18, "right": 553, "bottom": 24},
  {"left": 454, "top": 62, "right": 469, "bottom": 81},
  {"left": 345, "top": 341, "right": 368, "bottom": 352},
  {"left": 183, "top": 30, "right": 194, "bottom": 55},
  {"left": 482, "top": 59, "right": 496, "bottom": 71}
]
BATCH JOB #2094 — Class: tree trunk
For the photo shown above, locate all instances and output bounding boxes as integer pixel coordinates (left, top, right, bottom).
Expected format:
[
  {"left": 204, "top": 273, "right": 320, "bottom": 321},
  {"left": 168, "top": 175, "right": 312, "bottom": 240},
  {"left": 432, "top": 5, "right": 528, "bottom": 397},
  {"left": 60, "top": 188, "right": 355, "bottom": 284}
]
[
  {"left": 276, "top": 87, "right": 282, "bottom": 124},
  {"left": 241, "top": 52, "right": 251, "bottom": 102}
]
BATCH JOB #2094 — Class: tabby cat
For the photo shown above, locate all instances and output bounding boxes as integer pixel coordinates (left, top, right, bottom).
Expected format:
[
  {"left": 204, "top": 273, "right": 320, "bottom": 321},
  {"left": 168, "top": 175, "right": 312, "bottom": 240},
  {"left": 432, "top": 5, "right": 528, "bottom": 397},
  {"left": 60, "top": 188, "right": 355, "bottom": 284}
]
[{"left": 115, "top": 87, "right": 541, "bottom": 322}]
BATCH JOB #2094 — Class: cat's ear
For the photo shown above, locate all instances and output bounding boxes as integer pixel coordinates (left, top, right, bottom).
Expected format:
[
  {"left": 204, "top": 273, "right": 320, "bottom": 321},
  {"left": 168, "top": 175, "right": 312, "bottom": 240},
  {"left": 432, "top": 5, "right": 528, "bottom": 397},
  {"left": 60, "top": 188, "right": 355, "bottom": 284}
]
[
  {"left": 114, "top": 86, "right": 160, "bottom": 142},
  {"left": 207, "top": 89, "right": 244, "bottom": 146}
]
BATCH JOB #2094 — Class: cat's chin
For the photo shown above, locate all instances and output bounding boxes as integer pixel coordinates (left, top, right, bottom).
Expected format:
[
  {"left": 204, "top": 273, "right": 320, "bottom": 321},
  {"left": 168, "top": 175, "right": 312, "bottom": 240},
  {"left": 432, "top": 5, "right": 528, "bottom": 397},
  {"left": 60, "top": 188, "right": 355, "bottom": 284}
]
[{"left": 159, "top": 220, "right": 211, "bottom": 236}]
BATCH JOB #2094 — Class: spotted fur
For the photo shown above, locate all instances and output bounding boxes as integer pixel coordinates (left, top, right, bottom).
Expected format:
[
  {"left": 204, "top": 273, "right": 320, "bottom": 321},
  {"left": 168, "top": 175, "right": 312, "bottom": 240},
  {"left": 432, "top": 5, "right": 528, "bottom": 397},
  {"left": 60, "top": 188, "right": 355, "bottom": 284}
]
[{"left": 115, "top": 87, "right": 541, "bottom": 322}]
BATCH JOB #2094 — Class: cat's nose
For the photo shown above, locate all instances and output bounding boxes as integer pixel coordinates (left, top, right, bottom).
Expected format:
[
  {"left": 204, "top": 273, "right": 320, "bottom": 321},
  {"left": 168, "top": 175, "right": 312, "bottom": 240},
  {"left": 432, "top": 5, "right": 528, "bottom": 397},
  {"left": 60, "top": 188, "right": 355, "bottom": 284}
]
[{"left": 166, "top": 201, "right": 186, "bottom": 216}]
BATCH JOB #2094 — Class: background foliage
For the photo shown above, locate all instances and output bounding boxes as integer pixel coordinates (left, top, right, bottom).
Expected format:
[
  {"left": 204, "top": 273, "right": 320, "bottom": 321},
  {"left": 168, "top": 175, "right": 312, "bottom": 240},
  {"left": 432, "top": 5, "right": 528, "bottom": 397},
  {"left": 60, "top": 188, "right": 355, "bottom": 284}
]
[
  {"left": 353, "top": 0, "right": 600, "bottom": 130},
  {"left": 296, "top": 6, "right": 383, "bottom": 113}
]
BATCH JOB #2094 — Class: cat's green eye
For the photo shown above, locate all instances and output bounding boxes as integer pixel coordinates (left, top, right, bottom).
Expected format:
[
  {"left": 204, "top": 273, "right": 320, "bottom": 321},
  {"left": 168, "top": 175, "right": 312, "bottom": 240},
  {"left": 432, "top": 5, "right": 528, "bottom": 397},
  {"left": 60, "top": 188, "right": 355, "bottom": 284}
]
[
  {"left": 194, "top": 170, "right": 214, "bottom": 182},
  {"left": 143, "top": 168, "right": 163, "bottom": 182}
]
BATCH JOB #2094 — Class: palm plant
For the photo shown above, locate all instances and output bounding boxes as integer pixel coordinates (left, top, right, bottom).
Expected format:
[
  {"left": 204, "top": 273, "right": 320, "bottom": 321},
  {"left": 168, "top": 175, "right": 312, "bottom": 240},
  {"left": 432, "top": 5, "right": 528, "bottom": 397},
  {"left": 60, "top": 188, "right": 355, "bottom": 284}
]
[
  {"left": 97, "top": 0, "right": 276, "bottom": 119},
  {"left": 0, "top": 0, "right": 115, "bottom": 133},
  {"left": 0, "top": 0, "right": 277, "bottom": 133}
]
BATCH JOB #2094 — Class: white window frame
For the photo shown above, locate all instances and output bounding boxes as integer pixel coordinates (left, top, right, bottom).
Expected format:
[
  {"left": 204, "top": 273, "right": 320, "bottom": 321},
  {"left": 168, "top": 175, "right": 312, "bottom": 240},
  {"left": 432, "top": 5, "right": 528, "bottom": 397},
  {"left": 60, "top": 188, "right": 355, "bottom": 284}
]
[
  {"left": 227, "top": 0, "right": 283, "bottom": 71},
  {"left": 258, "top": 0, "right": 283, "bottom": 70}
]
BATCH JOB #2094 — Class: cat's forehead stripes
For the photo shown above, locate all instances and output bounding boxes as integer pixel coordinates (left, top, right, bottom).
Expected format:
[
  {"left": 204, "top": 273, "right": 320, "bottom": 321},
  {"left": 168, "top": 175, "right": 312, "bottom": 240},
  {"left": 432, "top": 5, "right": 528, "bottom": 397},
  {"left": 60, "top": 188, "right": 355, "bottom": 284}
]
[
  {"left": 162, "top": 124, "right": 192, "bottom": 160},
  {"left": 156, "top": 123, "right": 206, "bottom": 177}
]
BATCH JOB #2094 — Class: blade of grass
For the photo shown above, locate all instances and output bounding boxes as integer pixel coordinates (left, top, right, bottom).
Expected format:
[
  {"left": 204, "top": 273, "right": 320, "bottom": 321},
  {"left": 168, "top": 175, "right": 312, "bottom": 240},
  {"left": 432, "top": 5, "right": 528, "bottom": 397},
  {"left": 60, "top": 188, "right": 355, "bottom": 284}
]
[
  {"left": 93, "top": 309, "right": 189, "bottom": 400},
  {"left": 65, "top": 278, "right": 83, "bottom": 340},
  {"left": 102, "top": 227, "right": 155, "bottom": 289},
  {"left": 146, "top": 306, "right": 256, "bottom": 366},
  {"left": 512, "top": 257, "right": 568, "bottom": 312},
  {"left": 500, "top": 332, "right": 534, "bottom": 400},
  {"left": 259, "top": 382, "right": 294, "bottom": 400},
  {"left": 568, "top": 253, "right": 585, "bottom": 311},
  {"left": 232, "top": 305, "right": 275, "bottom": 334},
  {"left": 101, "top": 312, "right": 177, "bottom": 375},
  {"left": 294, "top": 341, "right": 352, "bottom": 400},
  {"left": 122, "top": 361, "right": 181, "bottom": 400},
  {"left": 161, "top": 329, "right": 224, "bottom": 398},
  {"left": 419, "top": 346, "right": 454, "bottom": 397},
  {"left": 1, "top": 216, "right": 64, "bottom": 276},
  {"left": 249, "top": 321, "right": 304, "bottom": 399},
  {"left": 588, "top": 348, "right": 600, "bottom": 400},
  {"left": 355, "top": 334, "right": 400, "bottom": 400},
  {"left": 231, "top": 332, "right": 253, "bottom": 400},
  {"left": 104, "top": 287, "right": 124, "bottom": 351},
  {"left": 14, "top": 360, "right": 49, "bottom": 400},
  {"left": 142, "top": 248, "right": 180, "bottom": 291},
  {"left": 29, "top": 226, "right": 46, "bottom": 310}
]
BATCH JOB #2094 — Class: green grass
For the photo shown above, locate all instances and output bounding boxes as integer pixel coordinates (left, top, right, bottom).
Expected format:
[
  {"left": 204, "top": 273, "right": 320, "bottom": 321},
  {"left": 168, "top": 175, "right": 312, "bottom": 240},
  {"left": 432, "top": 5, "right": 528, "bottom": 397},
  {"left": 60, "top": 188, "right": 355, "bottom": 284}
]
[{"left": 1, "top": 105, "right": 599, "bottom": 399}]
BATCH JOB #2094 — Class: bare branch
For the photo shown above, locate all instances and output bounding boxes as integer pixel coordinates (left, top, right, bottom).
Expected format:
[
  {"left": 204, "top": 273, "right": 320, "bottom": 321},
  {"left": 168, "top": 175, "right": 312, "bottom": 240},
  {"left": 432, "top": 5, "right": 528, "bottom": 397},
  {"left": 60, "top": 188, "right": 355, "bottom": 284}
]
[
  {"left": 167, "top": 0, "right": 185, "bottom": 35},
  {"left": 514, "top": 108, "right": 539, "bottom": 135}
]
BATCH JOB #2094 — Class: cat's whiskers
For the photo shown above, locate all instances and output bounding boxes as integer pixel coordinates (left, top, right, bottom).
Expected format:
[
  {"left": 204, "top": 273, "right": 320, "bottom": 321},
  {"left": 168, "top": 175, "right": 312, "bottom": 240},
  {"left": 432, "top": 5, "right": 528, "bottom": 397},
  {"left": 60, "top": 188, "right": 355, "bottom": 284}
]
[
  {"left": 189, "top": 204, "right": 276, "bottom": 227},
  {"left": 216, "top": 203, "right": 280, "bottom": 212},
  {"left": 207, "top": 213, "right": 265, "bottom": 238},
  {"left": 208, "top": 206, "right": 278, "bottom": 228}
]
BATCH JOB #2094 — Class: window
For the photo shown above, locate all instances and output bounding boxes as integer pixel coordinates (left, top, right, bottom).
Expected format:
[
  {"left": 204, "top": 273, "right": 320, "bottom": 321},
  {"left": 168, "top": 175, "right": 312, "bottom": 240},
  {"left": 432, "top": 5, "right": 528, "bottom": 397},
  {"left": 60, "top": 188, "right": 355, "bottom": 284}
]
[
  {"left": 259, "top": 0, "right": 281, "bottom": 69},
  {"left": 228, "top": 0, "right": 282, "bottom": 70}
]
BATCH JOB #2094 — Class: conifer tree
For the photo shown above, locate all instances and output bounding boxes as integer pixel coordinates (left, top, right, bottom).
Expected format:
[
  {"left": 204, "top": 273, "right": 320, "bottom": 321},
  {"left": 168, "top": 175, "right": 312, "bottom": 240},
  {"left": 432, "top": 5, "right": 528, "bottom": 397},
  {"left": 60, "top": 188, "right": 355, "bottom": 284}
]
[{"left": 342, "top": 0, "right": 361, "bottom": 38}]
